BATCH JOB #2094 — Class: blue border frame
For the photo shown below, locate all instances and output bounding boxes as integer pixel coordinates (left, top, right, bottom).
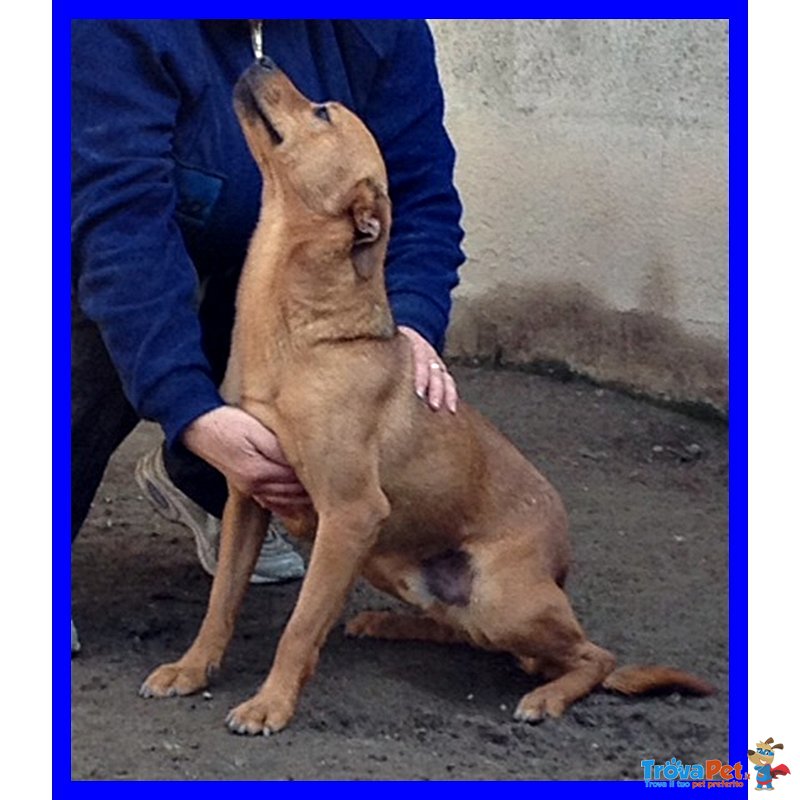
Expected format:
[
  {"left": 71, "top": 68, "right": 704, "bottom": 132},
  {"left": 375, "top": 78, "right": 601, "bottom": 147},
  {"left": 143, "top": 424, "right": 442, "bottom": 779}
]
[
  {"left": 728, "top": 5, "right": 746, "bottom": 790},
  {"left": 56, "top": 5, "right": 745, "bottom": 795}
]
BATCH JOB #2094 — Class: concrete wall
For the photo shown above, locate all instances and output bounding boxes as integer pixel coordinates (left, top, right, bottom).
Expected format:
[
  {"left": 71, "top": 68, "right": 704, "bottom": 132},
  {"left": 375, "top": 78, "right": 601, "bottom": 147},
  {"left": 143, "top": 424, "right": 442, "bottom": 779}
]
[{"left": 429, "top": 19, "right": 729, "bottom": 412}]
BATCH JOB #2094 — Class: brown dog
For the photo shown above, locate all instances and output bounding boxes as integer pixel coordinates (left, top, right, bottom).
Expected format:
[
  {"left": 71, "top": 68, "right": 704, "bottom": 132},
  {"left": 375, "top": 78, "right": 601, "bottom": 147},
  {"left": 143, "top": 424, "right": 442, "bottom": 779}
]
[{"left": 140, "top": 58, "right": 713, "bottom": 734}]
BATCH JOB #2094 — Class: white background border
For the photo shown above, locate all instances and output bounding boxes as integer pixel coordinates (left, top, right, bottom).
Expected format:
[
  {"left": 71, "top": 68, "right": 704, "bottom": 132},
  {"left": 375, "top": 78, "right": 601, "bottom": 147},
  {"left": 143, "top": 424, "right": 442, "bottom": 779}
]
[
  {"left": 2, "top": 3, "right": 793, "bottom": 794},
  {"left": 748, "top": 1, "right": 798, "bottom": 789}
]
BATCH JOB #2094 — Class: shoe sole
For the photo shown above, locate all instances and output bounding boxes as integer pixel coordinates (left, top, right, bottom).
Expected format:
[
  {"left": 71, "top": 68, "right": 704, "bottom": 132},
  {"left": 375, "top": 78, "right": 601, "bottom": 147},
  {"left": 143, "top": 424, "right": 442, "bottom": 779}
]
[
  {"left": 134, "top": 449, "right": 305, "bottom": 584},
  {"left": 134, "top": 451, "right": 219, "bottom": 578}
]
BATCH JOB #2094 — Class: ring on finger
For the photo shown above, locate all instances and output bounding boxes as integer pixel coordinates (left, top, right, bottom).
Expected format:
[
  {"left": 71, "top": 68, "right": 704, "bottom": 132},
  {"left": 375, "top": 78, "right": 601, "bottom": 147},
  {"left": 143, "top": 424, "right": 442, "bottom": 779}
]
[{"left": 429, "top": 361, "right": 443, "bottom": 371}]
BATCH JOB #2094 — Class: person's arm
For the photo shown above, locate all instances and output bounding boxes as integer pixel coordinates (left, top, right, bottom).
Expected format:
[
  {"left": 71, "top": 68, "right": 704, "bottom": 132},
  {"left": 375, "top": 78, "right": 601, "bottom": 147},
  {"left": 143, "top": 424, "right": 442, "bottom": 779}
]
[
  {"left": 359, "top": 21, "right": 466, "bottom": 412},
  {"left": 72, "top": 20, "right": 222, "bottom": 446},
  {"left": 72, "top": 20, "right": 307, "bottom": 509}
]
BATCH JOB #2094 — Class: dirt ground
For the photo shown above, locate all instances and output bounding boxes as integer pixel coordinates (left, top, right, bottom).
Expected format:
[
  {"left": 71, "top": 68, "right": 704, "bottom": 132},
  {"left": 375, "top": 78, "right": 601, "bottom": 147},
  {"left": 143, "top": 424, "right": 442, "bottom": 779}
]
[{"left": 71, "top": 365, "right": 728, "bottom": 781}]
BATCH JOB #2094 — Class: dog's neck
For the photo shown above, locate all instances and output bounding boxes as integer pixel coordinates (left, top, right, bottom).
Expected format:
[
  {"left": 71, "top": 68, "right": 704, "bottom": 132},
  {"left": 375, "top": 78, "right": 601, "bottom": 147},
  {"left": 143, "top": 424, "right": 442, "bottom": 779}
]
[{"left": 238, "top": 201, "right": 396, "bottom": 352}]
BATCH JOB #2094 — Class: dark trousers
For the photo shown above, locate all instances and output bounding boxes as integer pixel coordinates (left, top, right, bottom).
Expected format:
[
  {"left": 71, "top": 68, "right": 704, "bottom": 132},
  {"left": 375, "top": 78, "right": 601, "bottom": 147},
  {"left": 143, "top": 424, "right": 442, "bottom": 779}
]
[{"left": 71, "top": 276, "right": 237, "bottom": 541}]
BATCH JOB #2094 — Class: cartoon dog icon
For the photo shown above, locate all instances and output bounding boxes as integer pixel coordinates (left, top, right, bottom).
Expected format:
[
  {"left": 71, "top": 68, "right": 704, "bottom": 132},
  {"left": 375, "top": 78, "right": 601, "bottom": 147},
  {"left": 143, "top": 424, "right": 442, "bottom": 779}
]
[{"left": 748, "top": 738, "right": 791, "bottom": 790}]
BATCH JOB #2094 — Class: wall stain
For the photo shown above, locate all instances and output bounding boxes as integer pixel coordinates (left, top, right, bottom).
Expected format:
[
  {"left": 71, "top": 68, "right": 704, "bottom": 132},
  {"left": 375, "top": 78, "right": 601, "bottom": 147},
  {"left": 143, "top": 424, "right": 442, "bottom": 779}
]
[{"left": 446, "top": 281, "right": 728, "bottom": 416}]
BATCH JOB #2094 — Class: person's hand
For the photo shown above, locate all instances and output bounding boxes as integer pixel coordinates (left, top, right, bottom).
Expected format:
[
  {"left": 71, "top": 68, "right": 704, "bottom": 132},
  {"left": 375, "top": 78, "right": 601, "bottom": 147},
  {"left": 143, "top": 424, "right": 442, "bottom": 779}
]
[
  {"left": 398, "top": 325, "right": 458, "bottom": 413},
  {"left": 182, "top": 406, "right": 311, "bottom": 513}
]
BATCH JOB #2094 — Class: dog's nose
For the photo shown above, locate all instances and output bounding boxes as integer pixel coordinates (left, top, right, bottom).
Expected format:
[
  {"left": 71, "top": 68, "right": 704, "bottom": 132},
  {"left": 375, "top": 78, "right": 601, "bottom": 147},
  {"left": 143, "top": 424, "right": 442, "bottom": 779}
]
[{"left": 258, "top": 55, "right": 278, "bottom": 72}]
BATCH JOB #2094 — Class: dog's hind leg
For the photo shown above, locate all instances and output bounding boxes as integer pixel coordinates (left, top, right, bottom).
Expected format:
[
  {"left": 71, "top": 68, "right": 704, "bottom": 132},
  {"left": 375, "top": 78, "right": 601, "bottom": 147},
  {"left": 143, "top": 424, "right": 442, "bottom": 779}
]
[
  {"left": 513, "top": 638, "right": 616, "bottom": 722},
  {"left": 345, "top": 610, "right": 468, "bottom": 644},
  {"left": 470, "top": 575, "right": 615, "bottom": 722}
]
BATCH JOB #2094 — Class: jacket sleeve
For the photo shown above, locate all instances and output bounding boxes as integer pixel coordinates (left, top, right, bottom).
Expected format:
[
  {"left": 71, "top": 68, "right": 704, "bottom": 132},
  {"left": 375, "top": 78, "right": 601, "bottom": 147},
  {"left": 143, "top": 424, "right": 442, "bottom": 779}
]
[
  {"left": 361, "top": 21, "right": 466, "bottom": 353},
  {"left": 71, "top": 20, "right": 224, "bottom": 447}
]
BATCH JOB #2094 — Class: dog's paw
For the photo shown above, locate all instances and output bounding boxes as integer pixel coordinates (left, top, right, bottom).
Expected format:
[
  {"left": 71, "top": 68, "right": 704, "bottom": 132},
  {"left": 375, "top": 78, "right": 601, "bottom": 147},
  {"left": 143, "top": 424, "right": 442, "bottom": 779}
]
[
  {"left": 139, "top": 661, "right": 210, "bottom": 699},
  {"left": 225, "top": 692, "right": 296, "bottom": 736},
  {"left": 344, "top": 610, "right": 387, "bottom": 638},
  {"left": 513, "top": 686, "right": 568, "bottom": 723}
]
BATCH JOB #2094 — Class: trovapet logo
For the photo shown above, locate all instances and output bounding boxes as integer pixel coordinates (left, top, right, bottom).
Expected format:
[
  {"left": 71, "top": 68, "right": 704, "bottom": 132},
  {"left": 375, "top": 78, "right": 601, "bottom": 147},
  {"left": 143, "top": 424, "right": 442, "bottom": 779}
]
[
  {"left": 641, "top": 738, "right": 792, "bottom": 790},
  {"left": 641, "top": 757, "right": 745, "bottom": 789}
]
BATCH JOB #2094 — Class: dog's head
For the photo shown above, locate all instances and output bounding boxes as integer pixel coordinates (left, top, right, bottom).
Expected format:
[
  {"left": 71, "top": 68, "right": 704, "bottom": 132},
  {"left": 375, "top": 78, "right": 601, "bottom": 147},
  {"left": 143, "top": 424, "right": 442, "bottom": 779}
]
[
  {"left": 234, "top": 57, "right": 391, "bottom": 279},
  {"left": 748, "top": 738, "right": 784, "bottom": 766}
]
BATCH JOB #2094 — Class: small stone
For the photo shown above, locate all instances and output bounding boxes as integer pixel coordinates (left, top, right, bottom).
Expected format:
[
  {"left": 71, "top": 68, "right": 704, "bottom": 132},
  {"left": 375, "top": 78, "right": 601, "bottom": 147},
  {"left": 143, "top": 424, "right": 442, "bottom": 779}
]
[
  {"left": 202, "top": 691, "right": 213, "bottom": 700},
  {"left": 674, "top": 535, "right": 686, "bottom": 543},
  {"left": 652, "top": 445, "right": 664, "bottom": 453},
  {"left": 578, "top": 447, "right": 608, "bottom": 461},
  {"left": 686, "top": 443, "right": 703, "bottom": 456},
  {"left": 467, "top": 693, "right": 474, "bottom": 701},
  {"left": 499, "top": 703, "right": 508, "bottom": 711}
]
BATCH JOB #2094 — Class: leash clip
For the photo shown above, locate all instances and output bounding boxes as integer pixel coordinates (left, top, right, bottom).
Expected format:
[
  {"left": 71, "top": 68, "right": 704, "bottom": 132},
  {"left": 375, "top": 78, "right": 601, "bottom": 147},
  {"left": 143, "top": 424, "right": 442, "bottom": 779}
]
[{"left": 250, "top": 20, "right": 263, "bottom": 61}]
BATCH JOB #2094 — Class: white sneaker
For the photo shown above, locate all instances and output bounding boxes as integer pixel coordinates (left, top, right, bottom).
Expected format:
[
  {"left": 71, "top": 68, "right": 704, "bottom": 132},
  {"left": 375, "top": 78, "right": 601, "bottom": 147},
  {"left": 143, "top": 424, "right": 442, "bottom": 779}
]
[{"left": 135, "top": 445, "right": 305, "bottom": 584}]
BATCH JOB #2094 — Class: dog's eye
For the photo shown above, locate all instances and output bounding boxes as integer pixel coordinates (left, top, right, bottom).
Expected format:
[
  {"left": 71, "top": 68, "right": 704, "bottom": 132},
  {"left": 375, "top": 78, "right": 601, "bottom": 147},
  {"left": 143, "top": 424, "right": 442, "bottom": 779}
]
[{"left": 314, "top": 105, "right": 331, "bottom": 123}]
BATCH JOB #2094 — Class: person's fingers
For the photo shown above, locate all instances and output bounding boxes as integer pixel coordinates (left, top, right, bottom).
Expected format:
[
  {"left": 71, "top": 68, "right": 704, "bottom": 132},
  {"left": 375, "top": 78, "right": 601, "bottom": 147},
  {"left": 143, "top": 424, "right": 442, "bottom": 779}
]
[
  {"left": 254, "top": 481, "right": 308, "bottom": 498},
  {"left": 259, "top": 462, "right": 300, "bottom": 482},
  {"left": 427, "top": 361, "right": 445, "bottom": 411},
  {"left": 412, "top": 347, "right": 430, "bottom": 399},
  {"left": 237, "top": 463, "right": 297, "bottom": 493},
  {"left": 246, "top": 424, "right": 292, "bottom": 466},
  {"left": 398, "top": 326, "right": 460, "bottom": 414},
  {"left": 443, "top": 370, "right": 458, "bottom": 414},
  {"left": 254, "top": 493, "right": 314, "bottom": 511},
  {"left": 399, "top": 325, "right": 433, "bottom": 399}
]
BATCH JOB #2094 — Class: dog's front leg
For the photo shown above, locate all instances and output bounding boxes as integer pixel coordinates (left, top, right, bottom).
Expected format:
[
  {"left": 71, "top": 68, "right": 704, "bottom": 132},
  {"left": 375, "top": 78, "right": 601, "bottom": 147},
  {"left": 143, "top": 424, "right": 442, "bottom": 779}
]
[
  {"left": 140, "top": 487, "right": 268, "bottom": 698},
  {"left": 226, "top": 494, "right": 388, "bottom": 735}
]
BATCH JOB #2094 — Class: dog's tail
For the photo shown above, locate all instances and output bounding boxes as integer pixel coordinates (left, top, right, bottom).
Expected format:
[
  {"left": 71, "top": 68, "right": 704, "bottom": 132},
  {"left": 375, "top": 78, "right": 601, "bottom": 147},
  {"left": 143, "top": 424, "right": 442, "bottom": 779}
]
[{"left": 602, "top": 665, "right": 716, "bottom": 697}]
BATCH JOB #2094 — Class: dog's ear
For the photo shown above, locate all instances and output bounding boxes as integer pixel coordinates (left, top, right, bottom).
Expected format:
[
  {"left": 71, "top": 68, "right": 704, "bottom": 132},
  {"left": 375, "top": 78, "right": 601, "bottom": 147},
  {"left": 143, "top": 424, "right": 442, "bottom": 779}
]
[{"left": 349, "top": 178, "right": 391, "bottom": 280}]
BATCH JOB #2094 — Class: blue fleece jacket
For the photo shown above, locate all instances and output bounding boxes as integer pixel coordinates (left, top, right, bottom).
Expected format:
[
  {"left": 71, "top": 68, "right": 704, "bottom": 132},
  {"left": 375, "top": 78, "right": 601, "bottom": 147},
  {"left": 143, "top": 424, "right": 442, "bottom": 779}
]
[{"left": 71, "top": 20, "right": 465, "bottom": 446}]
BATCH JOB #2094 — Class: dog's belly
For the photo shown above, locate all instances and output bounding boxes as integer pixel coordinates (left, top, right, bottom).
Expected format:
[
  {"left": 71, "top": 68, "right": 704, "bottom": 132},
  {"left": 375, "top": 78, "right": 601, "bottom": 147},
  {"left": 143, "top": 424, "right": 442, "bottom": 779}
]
[{"left": 374, "top": 398, "right": 571, "bottom": 584}]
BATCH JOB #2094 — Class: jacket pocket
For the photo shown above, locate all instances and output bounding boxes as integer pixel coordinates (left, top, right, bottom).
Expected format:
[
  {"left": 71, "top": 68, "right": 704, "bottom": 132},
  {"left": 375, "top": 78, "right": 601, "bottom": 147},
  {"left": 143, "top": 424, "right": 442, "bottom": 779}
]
[{"left": 173, "top": 163, "right": 224, "bottom": 228}]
